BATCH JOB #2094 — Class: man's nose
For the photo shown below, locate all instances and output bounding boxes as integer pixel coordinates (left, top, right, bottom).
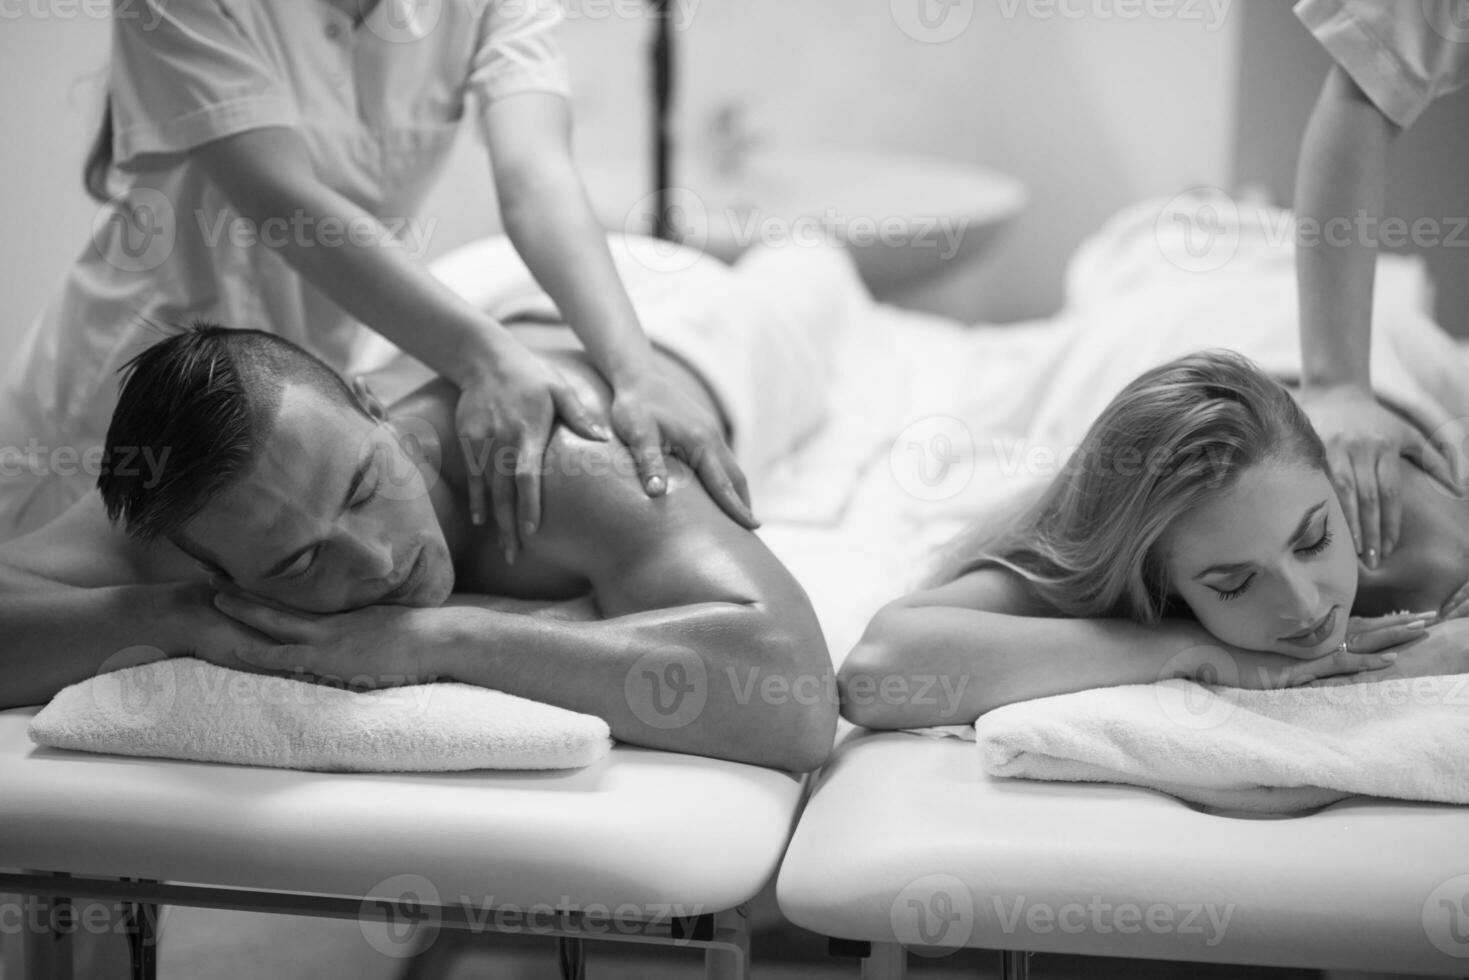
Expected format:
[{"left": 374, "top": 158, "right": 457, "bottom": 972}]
[{"left": 343, "top": 531, "right": 395, "bottom": 581}]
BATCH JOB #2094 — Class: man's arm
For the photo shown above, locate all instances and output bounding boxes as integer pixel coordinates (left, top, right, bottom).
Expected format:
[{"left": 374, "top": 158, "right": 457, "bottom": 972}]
[
  {"left": 0, "top": 494, "right": 218, "bottom": 709},
  {"left": 445, "top": 431, "right": 835, "bottom": 770}
]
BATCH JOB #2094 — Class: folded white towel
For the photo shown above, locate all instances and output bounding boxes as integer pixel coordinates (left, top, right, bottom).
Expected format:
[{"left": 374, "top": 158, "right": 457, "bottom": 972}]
[
  {"left": 972, "top": 675, "right": 1469, "bottom": 815},
  {"left": 29, "top": 658, "right": 612, "bottom": 772}
]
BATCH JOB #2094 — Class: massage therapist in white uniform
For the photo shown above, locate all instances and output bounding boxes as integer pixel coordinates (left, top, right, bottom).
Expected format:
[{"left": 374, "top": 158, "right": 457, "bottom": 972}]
[{"left": 0, "top": 0, "right": 753, "bottom": 554}]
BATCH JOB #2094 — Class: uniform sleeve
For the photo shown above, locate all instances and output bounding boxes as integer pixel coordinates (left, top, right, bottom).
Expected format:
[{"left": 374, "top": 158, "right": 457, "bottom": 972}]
[
  {"left": 109, "top": 0, "right": 300, "bottom": 165},
  {"left": 1295, "top": 0, "right": 1469, "bottom": 128},
  {"left": 467, "top": 0, "right": 573, "bottom": 106}
]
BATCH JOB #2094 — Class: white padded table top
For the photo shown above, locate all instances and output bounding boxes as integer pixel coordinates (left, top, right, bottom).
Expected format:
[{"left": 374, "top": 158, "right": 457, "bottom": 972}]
[
  {"left": 776, "top": 730, "right": 1469, "bottom": 976},
  {"left": 0, "top": 708, "right": 804, "bottom": 913}
]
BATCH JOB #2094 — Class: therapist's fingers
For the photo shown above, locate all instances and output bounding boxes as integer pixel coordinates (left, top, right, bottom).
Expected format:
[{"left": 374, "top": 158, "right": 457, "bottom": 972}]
[
  {"left": 489, "top": 439, "right": 519, "bottom": 564},
  {"left": 550, "top": 383, "right": 609, "bottom": 442},
  {"left": 618, "top": 410, "right": 670, "bottom": 497},
  {"left": 1440, "top": 582, "right": 1469, "bottom": 619},
  {"left": 514, "top": 437, "right": 545, "bottom": 541},
  {"left": 1348, "top": 444, "right": 1383, "bottom": 568},
  {"left": 1374, "top": 452, "right": 1404, "bottom": 561},
  {"left": 1420, "top": 423, "right": 1467, "bottom": 492},
  {"left": 1326, "top": 445, "right": 1363, "bottom": 557},
  {"left": 692, "top": 439, "right": 758, "bottom": 529}
]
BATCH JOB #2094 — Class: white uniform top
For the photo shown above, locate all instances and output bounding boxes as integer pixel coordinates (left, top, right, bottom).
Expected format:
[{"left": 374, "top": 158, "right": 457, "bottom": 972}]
[
  {"left": 1296, "top": 0, "right": 1469, "bottom": 128},
  {"left": 0, "top": 0, "right": 569, "bottom": 540}
]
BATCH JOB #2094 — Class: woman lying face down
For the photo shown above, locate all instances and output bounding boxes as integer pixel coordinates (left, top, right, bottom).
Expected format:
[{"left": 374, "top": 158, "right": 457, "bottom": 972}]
[{"left": 840, "top": 349, "right": 1469, "bottom": 730}]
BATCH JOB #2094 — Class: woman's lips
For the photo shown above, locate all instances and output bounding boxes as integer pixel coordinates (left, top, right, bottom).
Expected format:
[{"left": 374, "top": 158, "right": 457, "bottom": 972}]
[{"left": 1280, "top": 605, "right": 1338, "bottom": 647}]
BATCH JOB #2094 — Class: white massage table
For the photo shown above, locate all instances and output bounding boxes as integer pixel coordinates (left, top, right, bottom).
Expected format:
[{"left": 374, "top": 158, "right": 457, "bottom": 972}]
[
  {"left": 0, "top": 705, "right": 802, "bottom": 980},
  {"left": 776, "top": 729, "right": 1469, "bottom": 978}
]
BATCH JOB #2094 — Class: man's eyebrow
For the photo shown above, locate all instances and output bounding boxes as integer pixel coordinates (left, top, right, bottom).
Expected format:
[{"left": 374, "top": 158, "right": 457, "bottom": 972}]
[
  {"left": 1192, "top": 500, "right": 1327, "bottom": 580},
  {"left": 258, "top": 450, "right": 375, "bottom": 579}
]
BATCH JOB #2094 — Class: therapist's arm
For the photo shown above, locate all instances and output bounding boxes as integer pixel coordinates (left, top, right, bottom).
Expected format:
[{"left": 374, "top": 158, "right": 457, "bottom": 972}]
[
  {"left": 1294, "top": 66, "right": 1457, "bottom": 565},
  {"left": 190, "top": 127, "right": 604, "bottom": 557},
  {"left": 837, "top": 568, "right": 1401, "bottom": 729},
  {"left": 484, "top": 92, "right": 756, "bottom": 530}
]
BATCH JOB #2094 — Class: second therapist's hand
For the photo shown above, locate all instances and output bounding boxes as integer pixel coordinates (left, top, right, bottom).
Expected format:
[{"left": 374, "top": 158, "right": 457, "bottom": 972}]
[
  {"left": 455, "top": 345, "right": 607, "bottom": 562},
  {"left": 609, "top": 375, "right": 757, "bottom": 529},
  {"left": 1299, "top": 384, "right": 1459, "bottom": 568}
]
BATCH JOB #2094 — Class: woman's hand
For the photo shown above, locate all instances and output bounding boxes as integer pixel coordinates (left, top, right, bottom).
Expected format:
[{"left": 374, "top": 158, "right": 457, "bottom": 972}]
[
  {"left": 1324, "top": 616, "right": 1469, "bottom": 684},
  {"left": 455, "top": 344, "right": 607, "bottom": 562},
  {"left": 609, "top": 375, "right": 757, "bottom": 529},
  {"left": 1299, "top": 385, "right": 1458, "bottom": 568},
  {"left": 1210, "top": 610, "right": 1435, "bottom": 690}
]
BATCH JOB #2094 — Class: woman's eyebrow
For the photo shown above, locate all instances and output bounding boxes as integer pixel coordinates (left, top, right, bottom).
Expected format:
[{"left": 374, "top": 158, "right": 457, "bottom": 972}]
[{"left": 1192, "top": 500, "right": 1327, "bottom": 580}]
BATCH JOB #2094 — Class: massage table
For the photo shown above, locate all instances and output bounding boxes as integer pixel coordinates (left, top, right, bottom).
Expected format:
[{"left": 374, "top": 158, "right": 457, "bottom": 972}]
[
  {"left": 0, "top": 705, "right": 804, "bottom": 980},
  {"left": 776, "top": 729, "right": 1469, "bottom": 978}
]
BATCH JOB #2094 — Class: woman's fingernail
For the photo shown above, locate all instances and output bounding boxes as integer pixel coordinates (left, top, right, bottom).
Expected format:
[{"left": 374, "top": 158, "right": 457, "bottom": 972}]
[
  {"left": 472, "top": 511, "right": 486, "bottom": 527},
  {"left": 1382, "top": 652, "right": 1398, "bottom": 662},
  {"left": 522, "top": 520, "right": 537, "bottom": 537},
  {"left": 592, "top": 425, "right": 610, "bottom": 440},
  {"left": 646, "top": 475, "right": 666, "bottom": 494},
  {"left": 503, "top": 545, "right": 516, "bottom": 566},
  {"left": 1407, "top": 619, "right": 1427, "bottom": 630}
]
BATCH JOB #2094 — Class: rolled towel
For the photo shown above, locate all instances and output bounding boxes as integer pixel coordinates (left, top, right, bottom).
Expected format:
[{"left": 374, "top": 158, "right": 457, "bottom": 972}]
[
  {"left": 973, "top": 674, "right": 1469, "bottom": 815},
  {"left": 29, "top": 658, "right": 612, "bottom": 772}
]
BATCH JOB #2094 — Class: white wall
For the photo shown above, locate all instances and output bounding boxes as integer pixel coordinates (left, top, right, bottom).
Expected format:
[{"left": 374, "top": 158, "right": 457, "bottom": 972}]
[{"left": 0, "top": 1, "right": 1241, "bottom": 364}]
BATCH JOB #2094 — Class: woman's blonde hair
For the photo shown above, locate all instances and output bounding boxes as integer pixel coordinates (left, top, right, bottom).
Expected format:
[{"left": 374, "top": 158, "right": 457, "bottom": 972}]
[{"left": 936, "top": 349, "right": 1326, "bottom": 623}]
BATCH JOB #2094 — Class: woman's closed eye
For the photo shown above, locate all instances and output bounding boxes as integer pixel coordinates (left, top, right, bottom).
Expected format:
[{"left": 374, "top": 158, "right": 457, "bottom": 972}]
[{"left": 1209, "top": 517, "right": 1334, "bottom": 601}]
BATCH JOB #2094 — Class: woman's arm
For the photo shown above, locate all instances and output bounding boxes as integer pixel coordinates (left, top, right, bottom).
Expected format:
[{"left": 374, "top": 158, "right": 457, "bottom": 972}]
[{"left": 838, "top": 568, "right": 1400, "bottom": 729}]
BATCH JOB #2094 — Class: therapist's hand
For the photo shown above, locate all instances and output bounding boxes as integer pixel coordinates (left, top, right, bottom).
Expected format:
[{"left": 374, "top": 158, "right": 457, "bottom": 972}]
[
  {"left": 456, "top": 343, "right": 607, "bottom": 563},
  {"left": 1299, "top": 384, "right": 1459, "bottom": 568},
  {"left": 210, "top": 593, "right": 444, "bottom": 689},
  {"left": 610, "top": 375, "right": 757, "bottom": 529}
]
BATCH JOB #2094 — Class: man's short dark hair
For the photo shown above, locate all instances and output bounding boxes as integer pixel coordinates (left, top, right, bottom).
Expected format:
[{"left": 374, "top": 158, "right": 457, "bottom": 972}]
[{"left": 98, "top": 322, "right": 361, "bottom": 542}]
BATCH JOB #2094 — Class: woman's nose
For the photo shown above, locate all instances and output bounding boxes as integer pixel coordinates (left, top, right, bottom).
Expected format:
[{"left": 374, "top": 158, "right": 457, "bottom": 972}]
[{"left": 1278, "top": 566, "right": 1323, "bottom": 621}]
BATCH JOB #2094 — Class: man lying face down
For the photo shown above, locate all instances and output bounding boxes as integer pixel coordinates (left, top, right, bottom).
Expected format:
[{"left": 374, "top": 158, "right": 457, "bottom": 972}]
[{"left": 0, "top": 323, "right": 837, "bottom": 771}]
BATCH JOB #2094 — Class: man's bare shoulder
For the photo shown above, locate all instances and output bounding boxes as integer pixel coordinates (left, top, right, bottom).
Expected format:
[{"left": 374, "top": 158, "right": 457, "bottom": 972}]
[{"left": 0, "top": 491, "right": 198, "bottom": 588}]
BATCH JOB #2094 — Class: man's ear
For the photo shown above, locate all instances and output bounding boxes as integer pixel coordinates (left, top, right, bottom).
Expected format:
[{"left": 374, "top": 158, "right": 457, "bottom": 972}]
[{"left": 351, "top": 376, "right": 389, "bottom": 422}]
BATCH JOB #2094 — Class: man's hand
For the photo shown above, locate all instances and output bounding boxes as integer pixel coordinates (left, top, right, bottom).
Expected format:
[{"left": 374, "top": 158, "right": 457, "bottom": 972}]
[
  {"left": 1298, "top": 384, "right": 1459, "bottom": 567},
  {"left": 211, "top": 594, "right": 446, "bottom": 689},
  {"left": 609, "top": 374, "right": 756, "bottom": 529}
]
